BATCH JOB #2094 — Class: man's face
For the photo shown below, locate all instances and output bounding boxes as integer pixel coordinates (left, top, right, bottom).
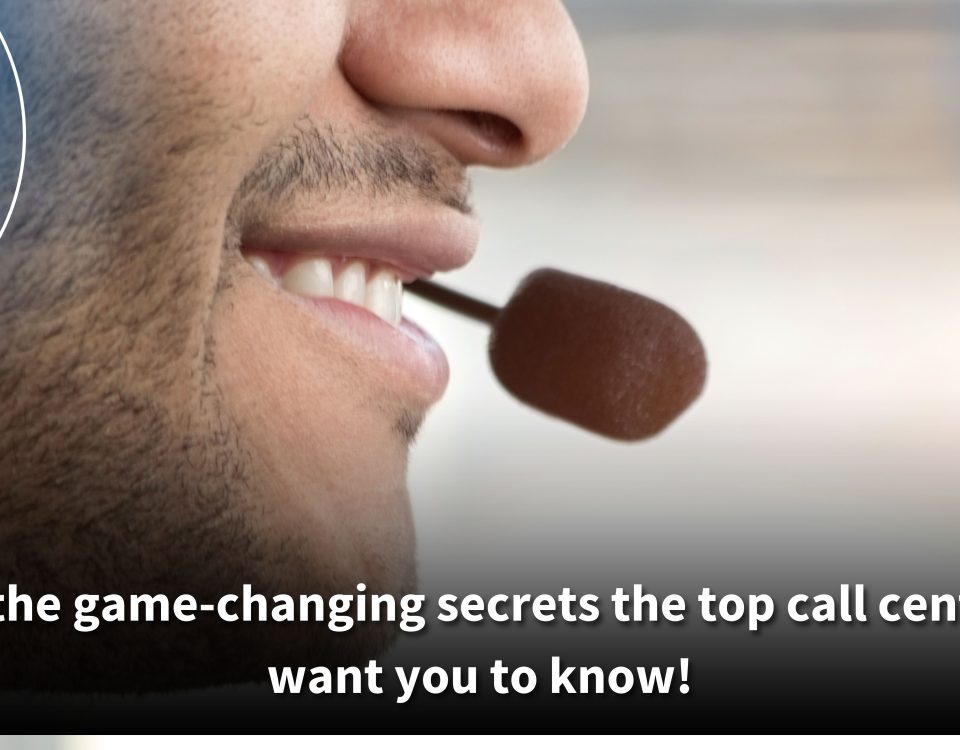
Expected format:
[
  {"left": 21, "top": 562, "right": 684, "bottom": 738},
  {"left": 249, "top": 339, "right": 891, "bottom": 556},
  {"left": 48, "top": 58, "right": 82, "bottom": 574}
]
[{"left": 0, "top": 1, "right": 587, "bottom": 688}]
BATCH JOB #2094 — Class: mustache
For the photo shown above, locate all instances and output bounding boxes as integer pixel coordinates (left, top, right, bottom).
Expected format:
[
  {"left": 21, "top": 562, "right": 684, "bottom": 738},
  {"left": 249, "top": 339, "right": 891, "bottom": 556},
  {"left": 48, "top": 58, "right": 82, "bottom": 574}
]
[{"left": 232, "top": 118, "right": 473, "bottom": 216}]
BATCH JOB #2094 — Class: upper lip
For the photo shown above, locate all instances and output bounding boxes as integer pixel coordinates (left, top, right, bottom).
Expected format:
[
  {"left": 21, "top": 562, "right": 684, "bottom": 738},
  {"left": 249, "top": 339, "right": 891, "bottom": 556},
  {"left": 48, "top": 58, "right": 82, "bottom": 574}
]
[{"left": 240, "top": 205, "right": 480, "bottom": 282}]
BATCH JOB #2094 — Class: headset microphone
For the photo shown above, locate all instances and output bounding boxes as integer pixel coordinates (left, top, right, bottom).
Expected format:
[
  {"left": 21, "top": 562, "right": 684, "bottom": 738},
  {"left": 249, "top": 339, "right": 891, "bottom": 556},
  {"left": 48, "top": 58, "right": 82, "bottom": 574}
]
[{"left": 408, "top": 268, "right": 707, "bottom": 440}]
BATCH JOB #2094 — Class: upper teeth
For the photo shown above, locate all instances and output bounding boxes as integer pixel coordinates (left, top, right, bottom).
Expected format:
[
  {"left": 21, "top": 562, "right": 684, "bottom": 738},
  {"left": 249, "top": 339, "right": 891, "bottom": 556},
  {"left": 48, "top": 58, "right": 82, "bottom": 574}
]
[
  {"left": 364, "top": 268, "right": 403, "bottom": 325},
  {"left": 248, "top": 255, "right": 403, "bottom": 327}
]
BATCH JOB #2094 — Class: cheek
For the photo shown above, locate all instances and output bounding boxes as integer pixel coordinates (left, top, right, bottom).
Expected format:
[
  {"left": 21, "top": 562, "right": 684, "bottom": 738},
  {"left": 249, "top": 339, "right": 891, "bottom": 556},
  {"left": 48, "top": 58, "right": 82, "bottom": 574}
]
[
  {"left": 166, "top": 1, "right": 346, "bottom": 93},
  {"left": 128, "top": 1, "right": 349, "bottom": 186},
  {"left": 207, "top": 267, "right": 415, "bottom": 583},
  {"left": 185, "top": 2, "right": 346, "bottom": 116}
]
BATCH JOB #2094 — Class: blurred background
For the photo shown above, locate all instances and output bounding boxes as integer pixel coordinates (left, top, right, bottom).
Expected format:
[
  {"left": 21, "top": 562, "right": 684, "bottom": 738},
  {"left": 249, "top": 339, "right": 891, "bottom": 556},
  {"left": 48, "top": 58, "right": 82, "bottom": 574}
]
[
  {"left": 395, "top": 0, "right": 960, "bottom": 686},
  {"left": 406, "top": 0, "right": 960, "bottom": 589}
]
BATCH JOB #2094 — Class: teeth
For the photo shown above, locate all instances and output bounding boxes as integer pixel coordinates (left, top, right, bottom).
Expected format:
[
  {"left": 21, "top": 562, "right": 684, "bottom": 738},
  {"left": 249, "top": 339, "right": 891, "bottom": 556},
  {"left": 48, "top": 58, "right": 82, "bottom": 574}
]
[
  {"left": 365, "top": 269, "right": 403, "bottom": 326},
  {"left": 267, "top": 256, "right": 403, "bottom": 326},
  {"left": 334, "top": 261, "right": 366, "bottom": 306},
  {"left": 282, "top": 258, "right": 334, "bottom": 298},
  {"left": 248, "top": 255, "right": 275, "bottom": 283}
]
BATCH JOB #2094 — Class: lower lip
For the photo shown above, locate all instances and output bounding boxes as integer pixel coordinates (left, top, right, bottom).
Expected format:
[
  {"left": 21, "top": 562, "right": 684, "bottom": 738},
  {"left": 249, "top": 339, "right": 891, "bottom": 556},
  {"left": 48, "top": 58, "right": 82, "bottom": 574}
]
[{"left": 289, "top": 292, "right": 450, "bottom": 403}]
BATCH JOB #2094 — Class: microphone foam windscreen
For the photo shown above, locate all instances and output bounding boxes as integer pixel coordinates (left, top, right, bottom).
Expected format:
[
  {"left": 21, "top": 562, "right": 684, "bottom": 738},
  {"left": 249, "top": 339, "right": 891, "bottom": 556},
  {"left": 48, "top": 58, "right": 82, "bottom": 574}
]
[{"left": 488, "top": 269, "right": 707, "bottom": 441}]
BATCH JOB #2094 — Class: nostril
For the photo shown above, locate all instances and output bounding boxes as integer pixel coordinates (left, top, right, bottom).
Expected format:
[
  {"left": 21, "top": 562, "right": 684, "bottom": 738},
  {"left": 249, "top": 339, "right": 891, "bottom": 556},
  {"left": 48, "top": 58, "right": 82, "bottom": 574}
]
[{"left": 451, "top": 110, "right": 525, "bottom": 154}]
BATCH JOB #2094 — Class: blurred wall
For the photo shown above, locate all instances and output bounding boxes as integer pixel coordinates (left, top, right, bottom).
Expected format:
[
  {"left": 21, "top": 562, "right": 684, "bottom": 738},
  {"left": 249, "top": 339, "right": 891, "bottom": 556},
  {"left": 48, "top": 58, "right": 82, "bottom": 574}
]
[{"left": 402, "top": 0, "right": 960, "bottom": 607}]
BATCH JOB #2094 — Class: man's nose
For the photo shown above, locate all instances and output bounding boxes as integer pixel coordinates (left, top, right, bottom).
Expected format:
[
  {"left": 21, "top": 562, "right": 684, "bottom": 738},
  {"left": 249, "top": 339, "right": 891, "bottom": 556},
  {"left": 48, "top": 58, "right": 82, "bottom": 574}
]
[{"left": 340, "top": 0, "right": 589, "bottom": 168}]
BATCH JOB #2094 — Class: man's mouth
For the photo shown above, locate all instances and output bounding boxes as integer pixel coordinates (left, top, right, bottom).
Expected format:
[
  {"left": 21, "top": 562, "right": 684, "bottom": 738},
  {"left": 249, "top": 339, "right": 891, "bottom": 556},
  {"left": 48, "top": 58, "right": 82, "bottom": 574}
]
[
  {"left": 235, "top": 210, "right": 479, "bottom": 405},
  {"left": 240, "top": 209, "right": 478, "bottom": 324}
]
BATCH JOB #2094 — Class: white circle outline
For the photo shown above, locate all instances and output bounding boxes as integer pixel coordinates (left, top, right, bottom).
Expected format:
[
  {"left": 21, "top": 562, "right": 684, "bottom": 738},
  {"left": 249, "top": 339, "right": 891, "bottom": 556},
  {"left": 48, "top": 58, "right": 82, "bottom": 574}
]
[{"left": 0, "top": 29, "right": 25, "bottom": 241}]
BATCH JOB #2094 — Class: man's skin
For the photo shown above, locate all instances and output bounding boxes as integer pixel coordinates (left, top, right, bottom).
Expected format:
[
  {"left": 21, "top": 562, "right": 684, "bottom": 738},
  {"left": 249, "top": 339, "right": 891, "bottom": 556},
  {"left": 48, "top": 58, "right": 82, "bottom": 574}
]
[{"left": 0, "top": 2, "right": 588, "bottom": 690}]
